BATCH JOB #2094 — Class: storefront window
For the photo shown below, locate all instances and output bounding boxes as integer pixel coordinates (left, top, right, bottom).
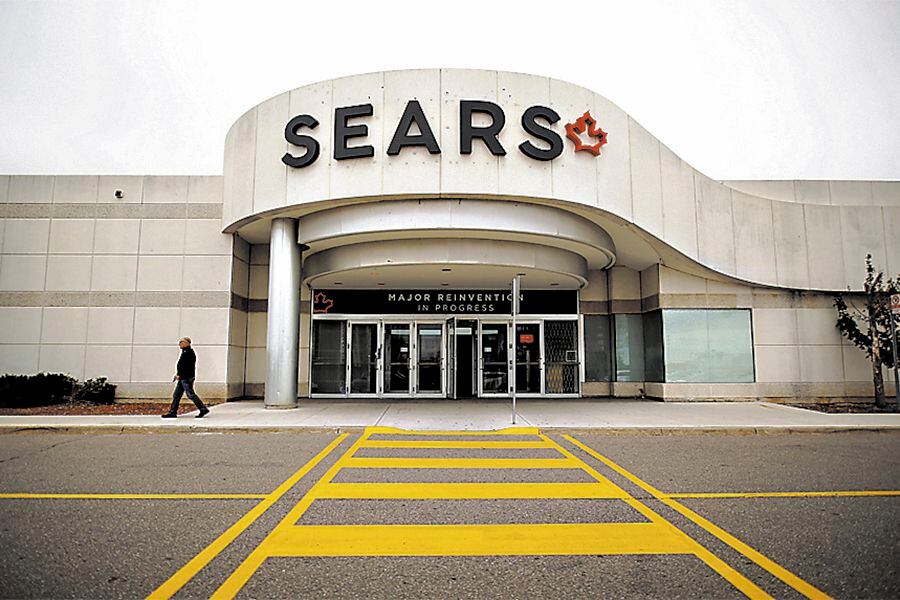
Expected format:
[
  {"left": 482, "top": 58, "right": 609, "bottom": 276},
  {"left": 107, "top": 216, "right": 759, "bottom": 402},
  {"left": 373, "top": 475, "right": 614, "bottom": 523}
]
[
  {"left": 583, "top": 315, "right": 611, "bottom": 382},
  {"left": 662, "top": 310, "right": 754, "bottom": 383},
  {"left": 643, "top": 311, "right": 664, "bottom": 382},
  {"left": 311, "top": 321, "right": 347, "bottom": 394},
  {"left": 614, "top": 314, "right": 645, "bottom": 382}
]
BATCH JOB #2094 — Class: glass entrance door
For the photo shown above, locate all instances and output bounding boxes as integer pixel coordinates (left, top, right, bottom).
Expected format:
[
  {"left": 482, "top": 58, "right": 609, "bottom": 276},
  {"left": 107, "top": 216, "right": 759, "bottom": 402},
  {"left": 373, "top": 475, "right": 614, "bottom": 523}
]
[
  {"left": 479, "top": 322, "right": 510, "bottom": 396},
  {"left": 349, "top": 323, "right": 378, "bottom": 395},
  {"left": 383, "top": 323, "right": 411, "bottom": 395},
  {"left": 416, "top": 323, "right": 444, "bottom": 396},
  {"left": 515, "top": 322, "right": 542, "bottom": 394}
]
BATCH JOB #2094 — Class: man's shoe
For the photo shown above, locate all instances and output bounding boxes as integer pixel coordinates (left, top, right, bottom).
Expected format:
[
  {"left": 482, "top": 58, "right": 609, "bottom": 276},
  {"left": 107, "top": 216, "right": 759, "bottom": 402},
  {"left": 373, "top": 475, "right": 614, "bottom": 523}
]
[
  {"left": 196, "top": 407, "right": 210, "bottom": 419},
  {"left": 161, "top": 412, "right": 177, "bottom": 419}
]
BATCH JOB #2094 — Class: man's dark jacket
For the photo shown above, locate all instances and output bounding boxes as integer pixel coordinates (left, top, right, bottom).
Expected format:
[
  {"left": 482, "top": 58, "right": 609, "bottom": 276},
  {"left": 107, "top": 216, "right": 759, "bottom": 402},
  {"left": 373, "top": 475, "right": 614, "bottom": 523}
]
[{"left": 177, "top": 347, "right": 197, "bottom": 379}]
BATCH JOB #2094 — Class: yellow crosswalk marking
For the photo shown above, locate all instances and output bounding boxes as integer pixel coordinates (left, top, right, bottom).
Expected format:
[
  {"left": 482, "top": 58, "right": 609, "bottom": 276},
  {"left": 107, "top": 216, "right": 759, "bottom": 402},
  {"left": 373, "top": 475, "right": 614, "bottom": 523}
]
[
  {"left": 202, "top": 427, "right": 774, "bottom": 600},
  {"left": 342, "top": 457, "right": 579, "bottom": 469},
  {"left": 360, "top": 439, "right": 554, "bottom": 449},
  {"left": 365, "top": 426, "right": 541, "bottom": 436},
  {"left": 314, "top": 482, "right": 628, "bottom": 499},
  {"left": 265, "top": 522, "right": 695, "bottom": 556}
]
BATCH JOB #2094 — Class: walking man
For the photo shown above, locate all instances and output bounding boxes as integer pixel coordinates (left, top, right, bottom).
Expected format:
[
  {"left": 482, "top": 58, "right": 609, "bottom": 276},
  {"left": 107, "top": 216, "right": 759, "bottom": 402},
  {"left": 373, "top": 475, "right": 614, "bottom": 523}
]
[{"left": 162, "top": 337, "right": 210, "bottom": 418}]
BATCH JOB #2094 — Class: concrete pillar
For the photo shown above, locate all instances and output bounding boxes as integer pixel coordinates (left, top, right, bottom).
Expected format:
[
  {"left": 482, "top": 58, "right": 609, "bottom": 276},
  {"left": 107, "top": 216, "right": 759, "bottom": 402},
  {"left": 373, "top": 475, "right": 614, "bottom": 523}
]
[{"left": 265, "top": 218, "right": 301, "bottom": 408}]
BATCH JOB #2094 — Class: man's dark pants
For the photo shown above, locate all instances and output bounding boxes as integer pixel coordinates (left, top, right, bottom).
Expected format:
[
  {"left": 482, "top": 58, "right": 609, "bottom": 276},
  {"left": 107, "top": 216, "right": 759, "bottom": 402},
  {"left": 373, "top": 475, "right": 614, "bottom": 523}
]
[{"left": 169, "top": 377, "right": 207, "bottom": 413}]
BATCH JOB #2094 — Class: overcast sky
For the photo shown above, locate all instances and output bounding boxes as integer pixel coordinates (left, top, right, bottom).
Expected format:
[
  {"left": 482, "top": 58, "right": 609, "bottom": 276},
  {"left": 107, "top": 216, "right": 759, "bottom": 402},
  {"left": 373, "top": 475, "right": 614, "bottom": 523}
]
[{"left": 1, "top": 0, "right": 898, "bottom": 180}]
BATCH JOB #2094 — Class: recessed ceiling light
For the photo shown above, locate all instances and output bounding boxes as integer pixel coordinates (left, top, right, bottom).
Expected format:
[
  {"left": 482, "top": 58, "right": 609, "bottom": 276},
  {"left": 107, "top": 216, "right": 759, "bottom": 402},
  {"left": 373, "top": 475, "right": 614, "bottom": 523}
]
[
  {"left": 333, "top": 282, "right": 343, "bottom": 285},
  {"left": 441, "top": 282, "right": 449, "bottom": 286},
  {"left": 441, "top": 268, "right": 452, "bottom": 272},
  {"left": 550, "top": 282, "right": 559, "bottom": 286},
  {"left": 377, "top": 282, "right": 385, "bottom": 286},
  {"left": 516, "top": 273, "right": 526, "bottom": 277}
]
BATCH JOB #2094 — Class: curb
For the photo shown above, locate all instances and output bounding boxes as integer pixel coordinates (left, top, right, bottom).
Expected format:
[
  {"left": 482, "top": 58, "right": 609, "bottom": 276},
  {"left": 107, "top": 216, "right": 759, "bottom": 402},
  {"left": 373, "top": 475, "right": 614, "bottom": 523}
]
[{"left": 2, "top": 424, "right": 899, "bottom": 435}]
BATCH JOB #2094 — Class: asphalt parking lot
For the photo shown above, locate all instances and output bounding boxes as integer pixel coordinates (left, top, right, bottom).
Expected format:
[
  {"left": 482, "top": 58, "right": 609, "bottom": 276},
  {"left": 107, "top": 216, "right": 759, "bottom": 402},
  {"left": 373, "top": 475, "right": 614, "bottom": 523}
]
[{"left": 0, "top": 430, "right": 898, "bottom": 599}]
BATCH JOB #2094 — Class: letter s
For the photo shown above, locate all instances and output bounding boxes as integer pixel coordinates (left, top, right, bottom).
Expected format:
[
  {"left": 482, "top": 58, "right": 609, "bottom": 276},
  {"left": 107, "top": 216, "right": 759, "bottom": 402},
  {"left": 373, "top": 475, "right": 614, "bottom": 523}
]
[{"left": 282, "top": 114, "right": 320, "bottom": 168}]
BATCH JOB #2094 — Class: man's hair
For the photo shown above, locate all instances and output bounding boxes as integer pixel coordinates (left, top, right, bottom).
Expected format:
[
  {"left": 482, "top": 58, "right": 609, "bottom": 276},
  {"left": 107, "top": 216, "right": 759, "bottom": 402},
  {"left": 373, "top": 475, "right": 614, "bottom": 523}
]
[{"left": 180, "top": 337, "right": 192, "bottom": 344}]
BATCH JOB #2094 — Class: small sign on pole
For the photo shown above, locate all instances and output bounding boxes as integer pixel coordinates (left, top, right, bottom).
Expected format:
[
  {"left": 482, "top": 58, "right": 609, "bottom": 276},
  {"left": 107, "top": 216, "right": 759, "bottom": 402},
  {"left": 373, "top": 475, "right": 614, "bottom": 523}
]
[{"left": 891, "top": 293, "right": 900, "bottom": 315}]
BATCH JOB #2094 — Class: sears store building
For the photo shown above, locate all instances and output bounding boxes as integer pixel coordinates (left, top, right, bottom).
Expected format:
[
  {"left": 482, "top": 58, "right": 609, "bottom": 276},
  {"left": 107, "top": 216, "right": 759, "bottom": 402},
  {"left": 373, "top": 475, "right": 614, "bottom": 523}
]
[{"left": 0, "top": 70, "right": 897, "bottom": 406}]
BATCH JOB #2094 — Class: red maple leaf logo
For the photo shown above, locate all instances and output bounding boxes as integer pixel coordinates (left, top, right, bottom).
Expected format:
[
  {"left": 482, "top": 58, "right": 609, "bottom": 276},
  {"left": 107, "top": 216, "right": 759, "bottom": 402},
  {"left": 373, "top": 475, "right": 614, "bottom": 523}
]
[
  {"left": 313, "top": 292, "right": 334, "bottom": 314},
  {"left": 564, "top": 110, "right": 608, "bottom": 156}
]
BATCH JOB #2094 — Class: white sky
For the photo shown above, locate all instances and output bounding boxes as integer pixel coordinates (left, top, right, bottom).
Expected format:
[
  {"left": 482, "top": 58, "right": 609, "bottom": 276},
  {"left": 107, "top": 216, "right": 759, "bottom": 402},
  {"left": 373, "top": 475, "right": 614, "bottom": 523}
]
[{"left": 0, "top": 0, "right": 898, "bottom": 180}]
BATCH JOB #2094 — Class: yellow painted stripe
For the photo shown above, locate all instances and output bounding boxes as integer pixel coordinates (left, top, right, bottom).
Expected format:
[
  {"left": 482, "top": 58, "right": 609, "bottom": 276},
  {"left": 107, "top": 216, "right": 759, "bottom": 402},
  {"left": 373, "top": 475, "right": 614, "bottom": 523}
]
[
  {"left": 265, "top": 522, "right": 695, "bottom": 556},
  {"left": 539, "top": 434, "right": 773, "bottom": 599},
  {"left": 360, "top": 440, "right": 553, "bottom": 449},
  {"left": 343, "top": 457, "right": 579, "bottom": 469},
  {"left": 314, "top": 482, "right": 628, "bottom": 499},
  {"left": 211, "top": 429, "right": 375, "bottom": 600},
  {"left": 667, "top": 490, "right": 900, "bottom": 499},
  {"left": 145, "top": 433, "right": 349, "bottom": 600},
  {"left": 0, "top": 493, "right": 266, "bottom": 500},
  {"left": 365, "top": 426, "right": 540, "bottom": 436},
  {"left": 564, "top": 435, "right": 832, "bottom": 600}
]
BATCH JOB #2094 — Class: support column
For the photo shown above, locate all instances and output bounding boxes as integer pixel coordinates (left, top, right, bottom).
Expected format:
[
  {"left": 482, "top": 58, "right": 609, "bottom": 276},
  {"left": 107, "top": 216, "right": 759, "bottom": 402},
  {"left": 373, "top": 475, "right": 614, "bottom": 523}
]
[{"left": 265, "top": 218, "right": 301, "bottom": 408}]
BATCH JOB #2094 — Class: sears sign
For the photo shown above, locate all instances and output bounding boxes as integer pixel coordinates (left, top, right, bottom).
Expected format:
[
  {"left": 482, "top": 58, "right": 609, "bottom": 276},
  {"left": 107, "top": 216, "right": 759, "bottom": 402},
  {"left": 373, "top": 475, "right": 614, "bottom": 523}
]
[{"left": 281, "top": 100, "right": 608, "bottom": 169}]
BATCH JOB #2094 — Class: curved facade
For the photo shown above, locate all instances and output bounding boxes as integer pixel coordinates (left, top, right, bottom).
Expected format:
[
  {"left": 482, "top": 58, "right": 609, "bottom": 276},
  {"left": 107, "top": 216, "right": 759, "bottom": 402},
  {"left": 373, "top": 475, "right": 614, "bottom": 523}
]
[{"left": 0, "top": 69, "right": 897, "bottom": 404}]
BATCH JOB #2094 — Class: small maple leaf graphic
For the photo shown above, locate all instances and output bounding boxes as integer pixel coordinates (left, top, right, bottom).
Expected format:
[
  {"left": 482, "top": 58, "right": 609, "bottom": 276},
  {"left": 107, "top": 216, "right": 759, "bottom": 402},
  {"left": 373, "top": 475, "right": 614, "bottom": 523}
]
[
  {"left": 564, "top": 110, "right": 608, "bottom": 156},
  {"left": 313, "top": 292, "right": 334, "bottom": 314}
]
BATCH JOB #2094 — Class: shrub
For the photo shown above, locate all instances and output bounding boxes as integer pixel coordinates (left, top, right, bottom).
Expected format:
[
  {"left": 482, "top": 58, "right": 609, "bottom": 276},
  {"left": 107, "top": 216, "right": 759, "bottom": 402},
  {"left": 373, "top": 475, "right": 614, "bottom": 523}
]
[
  {"left": 0, "top": 373, "right": 76, "bottom": 408},
  {"left": 73, "top": 377, "right": 117, "bottom": 405}
]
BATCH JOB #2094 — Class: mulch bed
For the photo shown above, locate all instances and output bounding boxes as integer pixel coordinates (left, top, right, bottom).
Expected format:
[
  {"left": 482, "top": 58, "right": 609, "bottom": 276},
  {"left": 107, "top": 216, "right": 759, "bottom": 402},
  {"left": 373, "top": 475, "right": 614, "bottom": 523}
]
[
  {"left": 0, "top": 402, "right": 203, "bottom": 416},
  {"left": 788, "top": 403, "right": 899, "bottom": 414}
]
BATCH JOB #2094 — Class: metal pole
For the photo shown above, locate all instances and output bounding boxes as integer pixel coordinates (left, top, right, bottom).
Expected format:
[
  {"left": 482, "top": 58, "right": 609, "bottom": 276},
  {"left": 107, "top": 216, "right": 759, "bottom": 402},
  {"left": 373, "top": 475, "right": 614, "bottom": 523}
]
[
  {"left": 890, "top": 310, "right": 899, "bottom": 411},
  {"left": 511, "top": 275, "right": 521, "bottom": 424}
]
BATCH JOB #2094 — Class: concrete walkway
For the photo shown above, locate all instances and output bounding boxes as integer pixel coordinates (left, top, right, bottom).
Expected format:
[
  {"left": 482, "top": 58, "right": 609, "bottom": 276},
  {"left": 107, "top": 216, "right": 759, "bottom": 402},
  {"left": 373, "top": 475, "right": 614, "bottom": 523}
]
[{"left": 1, "top": 399, "right": 900, "bottom": 433}]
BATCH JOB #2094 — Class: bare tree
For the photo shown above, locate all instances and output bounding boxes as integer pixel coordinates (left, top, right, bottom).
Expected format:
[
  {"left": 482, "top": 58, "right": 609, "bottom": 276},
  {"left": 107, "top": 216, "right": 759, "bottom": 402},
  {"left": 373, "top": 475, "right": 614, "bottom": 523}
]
[{"left": 833, "top": 255, "right": 899, "bottom": 408}]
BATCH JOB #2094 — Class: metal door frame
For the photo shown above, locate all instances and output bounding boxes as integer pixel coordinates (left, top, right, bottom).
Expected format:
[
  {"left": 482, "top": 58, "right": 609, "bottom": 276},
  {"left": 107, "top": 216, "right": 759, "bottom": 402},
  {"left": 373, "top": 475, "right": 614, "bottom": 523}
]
[
  {"left": 478, "top": 320, "right": 512, "bottom": 398},
  {"left": 381, "top": 320, "right": 413, "bottom": 398},
  {"left": 347, "top": 320, "right": 381, "bottom": 398},
  {"left": 514, "top": 319, "right": 545, "bottom": 398},
  {"left": 413, "top": 320, "right": 447, "bottom": 398}
]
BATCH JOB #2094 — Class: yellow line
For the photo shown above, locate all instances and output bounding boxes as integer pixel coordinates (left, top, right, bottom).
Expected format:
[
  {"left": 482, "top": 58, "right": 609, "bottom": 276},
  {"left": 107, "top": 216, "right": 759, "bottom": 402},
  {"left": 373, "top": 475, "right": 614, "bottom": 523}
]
[
  {"left": 541, "top": 435, "right": 772, "bottom": 600},
  {"left": 365, "top": 426, "right": 540, "bottom": 436},
  {"left": 667, "top": 491, "right": 900, "bottom": 499},
  {"left": 314, "top": 482, "right": 628, "bottom": 499},
  {"left": 265, "top": 522, "right": 695, "bottom": 556},
  {"left": 211, "top": 427, "right": 374, "bottom": 599},
  {"left": 0, "top": 493, "right": 267, "bottom": 500},
  {"left": 145, "top": 433, "right": 349, "bottom": 600},
  {"left": 360, "top": 440, "right": 553, "bottom": 449},
  {"left": 564, "top": 435, "right": 833, "bottom": 600},
  {"left": 343, "top": 457, "right": 578, "bottom": 469}
]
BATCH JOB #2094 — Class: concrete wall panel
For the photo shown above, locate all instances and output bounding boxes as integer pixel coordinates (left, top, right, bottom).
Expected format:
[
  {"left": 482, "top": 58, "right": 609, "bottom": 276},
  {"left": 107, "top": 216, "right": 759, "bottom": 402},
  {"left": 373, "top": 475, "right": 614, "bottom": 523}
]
[
  {"left": 45, "top": 255, "right": 92, "bottom": 290},
  {"left": 383, "top": 69, "right": 442, "bottom": 195},
  {"left": 659, "top": 145, "right": 697, "bottom": 257},
  {"left": 253, "top": 92, "right": 290, "bottom": 213},
  {"left": 440, "top": 69, "right": 499, "bottom": 195},
  {"left": 695, "top": 174, "right": 735, "bottom": 273},
  {"left": 330, "top": 72, "right": 384, "bottom": 199},
  {"left": 771, "top": 201, "right": 809, "bottom": 288},
  {"left": 53, "top": 176, "right": 99, "bottom": 204},
  {"left": 840, "top": 206, "right": 888, "bottom": 289},
  {"left": 732, "top": 192, "right": 777, "bottom": 283}
]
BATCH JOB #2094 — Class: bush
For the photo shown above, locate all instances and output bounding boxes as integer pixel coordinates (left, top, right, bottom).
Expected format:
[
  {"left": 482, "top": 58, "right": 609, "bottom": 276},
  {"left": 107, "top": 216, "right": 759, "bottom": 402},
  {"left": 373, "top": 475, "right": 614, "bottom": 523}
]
[
  {"left": 73, "top": 377, "right": 117, "bottom": 405},
  {"left": 0, "top": 373, "right": 116, "bottom": 408},
  {"left": 0, "top": 373, "right": 76, "bottom": 408}
]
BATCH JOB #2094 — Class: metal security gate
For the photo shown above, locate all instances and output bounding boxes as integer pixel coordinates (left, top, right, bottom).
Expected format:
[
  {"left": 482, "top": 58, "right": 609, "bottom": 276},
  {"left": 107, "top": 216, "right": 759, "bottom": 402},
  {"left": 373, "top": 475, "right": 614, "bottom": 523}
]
[{"left": 544, "top": 320, "right": 579, "bottom": 395}]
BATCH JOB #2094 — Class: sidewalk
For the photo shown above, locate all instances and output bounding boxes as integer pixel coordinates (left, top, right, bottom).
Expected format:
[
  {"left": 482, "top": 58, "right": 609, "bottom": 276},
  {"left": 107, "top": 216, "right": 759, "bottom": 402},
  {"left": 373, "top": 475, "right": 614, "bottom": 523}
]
[{"left": 1, "top": 399, "right": 900, "bottom": 433}]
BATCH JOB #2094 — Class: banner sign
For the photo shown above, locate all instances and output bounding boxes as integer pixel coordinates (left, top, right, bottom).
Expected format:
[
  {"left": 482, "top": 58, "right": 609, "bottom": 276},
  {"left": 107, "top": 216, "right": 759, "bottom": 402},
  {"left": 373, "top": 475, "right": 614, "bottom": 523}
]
[{"left": 312, "top": 289, "right": 577, "bottom": 315}]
